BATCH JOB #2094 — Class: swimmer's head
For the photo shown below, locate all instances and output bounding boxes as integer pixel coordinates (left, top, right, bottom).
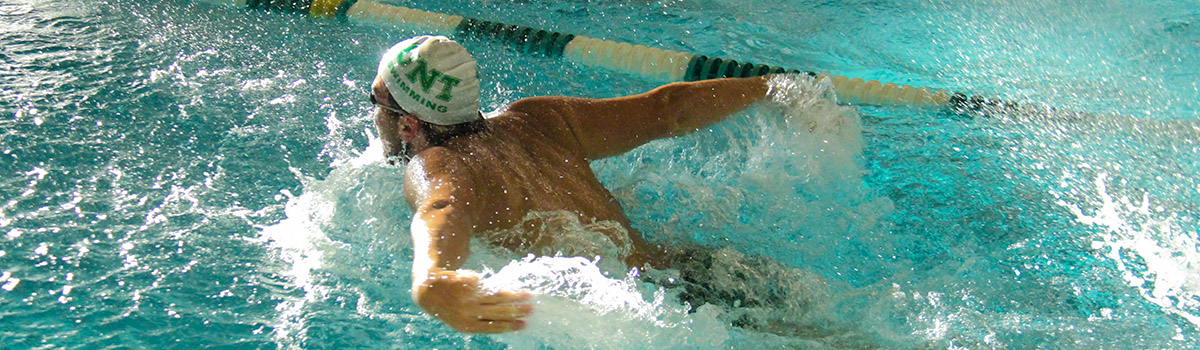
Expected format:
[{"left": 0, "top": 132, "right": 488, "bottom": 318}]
[{"left": 377, "top": 35, "right": 481, "bottom": 126}]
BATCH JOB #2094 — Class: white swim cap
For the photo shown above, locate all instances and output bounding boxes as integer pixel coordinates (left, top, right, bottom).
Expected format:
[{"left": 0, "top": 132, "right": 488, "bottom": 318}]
[{"left": 377, "top": 36, "right": 481, "bottom": 126}]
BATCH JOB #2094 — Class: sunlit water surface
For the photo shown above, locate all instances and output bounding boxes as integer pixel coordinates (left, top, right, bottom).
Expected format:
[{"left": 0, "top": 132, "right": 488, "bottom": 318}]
[{"left": 1, "top": 0, "right": 1198, "bottom": 348}]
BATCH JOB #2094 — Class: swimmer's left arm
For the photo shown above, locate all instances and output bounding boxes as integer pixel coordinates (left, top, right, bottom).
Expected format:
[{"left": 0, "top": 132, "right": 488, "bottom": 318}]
[
  {"left": 404, "top": 152, "right": 532, "bottom": 333},
  {"left": 510, "top": 76, "right": 772, "bottom": 159}
]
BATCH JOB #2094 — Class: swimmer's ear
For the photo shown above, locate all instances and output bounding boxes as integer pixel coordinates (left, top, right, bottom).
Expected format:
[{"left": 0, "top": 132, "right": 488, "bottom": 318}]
[{"left": 399, "top": 114, "right": 421, "bottom": 142}]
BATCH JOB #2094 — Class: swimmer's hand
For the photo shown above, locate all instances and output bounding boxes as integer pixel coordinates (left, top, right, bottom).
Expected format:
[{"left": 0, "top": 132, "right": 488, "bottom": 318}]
[{"left": 413, "top": 270, "right": 533, "bottom": 334}]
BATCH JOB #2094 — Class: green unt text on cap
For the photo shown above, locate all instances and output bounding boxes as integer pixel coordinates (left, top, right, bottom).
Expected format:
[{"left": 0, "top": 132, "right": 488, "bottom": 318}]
[{"left": 387, "top": 43, "right": 463, "bottom": 114}]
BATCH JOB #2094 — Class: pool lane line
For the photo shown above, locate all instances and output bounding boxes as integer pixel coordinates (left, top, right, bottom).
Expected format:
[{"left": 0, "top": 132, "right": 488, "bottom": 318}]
[{"left": 203, "top": 0, "right": 1040, "bottom": 116}]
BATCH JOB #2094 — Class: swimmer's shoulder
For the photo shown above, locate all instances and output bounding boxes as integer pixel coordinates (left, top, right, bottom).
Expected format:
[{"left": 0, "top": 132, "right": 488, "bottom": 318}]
[
  {"left": 408, "top": 146, "right": 472, "bottom": 179},
  {"left": 403, "top": 146, "right": 476, "bottom": 208},
  {"left": 499, "top": 96, "right": 574, "bottom": 127},
  {"left": 491, "top": 96, "right": 585, "bottom": 153}
]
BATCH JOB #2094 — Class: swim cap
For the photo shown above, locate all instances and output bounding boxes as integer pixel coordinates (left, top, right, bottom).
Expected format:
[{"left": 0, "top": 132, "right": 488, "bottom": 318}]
[{"left": 377, "top": 36, "right": 481, "bottom": 126}]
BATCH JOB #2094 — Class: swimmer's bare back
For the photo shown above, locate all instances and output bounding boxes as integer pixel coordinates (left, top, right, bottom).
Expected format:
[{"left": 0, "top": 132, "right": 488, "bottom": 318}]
[
  {"left": 408, "top": 114, "right": 653, "bottom": 259},
  {"left": 402, "top": 76, "right": 771, "bottom": 333}
]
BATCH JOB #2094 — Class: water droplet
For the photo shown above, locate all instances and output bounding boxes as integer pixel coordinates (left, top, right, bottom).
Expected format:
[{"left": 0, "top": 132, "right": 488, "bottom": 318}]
[{"left": 1, "top": 277, "right": 19, "bottom": 292}]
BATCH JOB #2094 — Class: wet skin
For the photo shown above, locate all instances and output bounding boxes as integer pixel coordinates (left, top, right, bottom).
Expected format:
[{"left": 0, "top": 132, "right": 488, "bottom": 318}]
[{"left": 372, "top": 75, "right": 771, "bottom": 333}]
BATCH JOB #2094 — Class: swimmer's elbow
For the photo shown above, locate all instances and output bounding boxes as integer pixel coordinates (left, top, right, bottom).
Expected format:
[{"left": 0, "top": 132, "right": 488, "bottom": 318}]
[
  {"left": 644, "top": 82, "right": 693, "bottom": 136},
  {"left": 423, "top": 199, "right": 452, "bottom": 211},
  {"left": 415, "top": 196, "right": 458, "bottom": 216},
  {"left": 412, "top": 197, "right": 473, "bottom": 239}
]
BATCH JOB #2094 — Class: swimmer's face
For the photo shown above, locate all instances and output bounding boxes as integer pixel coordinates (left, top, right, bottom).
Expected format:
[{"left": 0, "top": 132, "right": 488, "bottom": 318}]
[{"left": 372, "top": 77, "right": 411, "bottom": 162}]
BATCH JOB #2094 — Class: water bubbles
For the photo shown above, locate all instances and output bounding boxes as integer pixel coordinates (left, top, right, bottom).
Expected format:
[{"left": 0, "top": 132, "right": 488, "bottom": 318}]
[
  {"left": 268, "top": 95, "right": 296, "bottom": 105},
  {"left": 1, "top": 272, "right": 19, "bottom": 292}
]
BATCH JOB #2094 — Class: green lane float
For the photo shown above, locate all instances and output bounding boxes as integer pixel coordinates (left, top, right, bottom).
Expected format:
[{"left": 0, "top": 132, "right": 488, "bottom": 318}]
[{"left": 201, "top": 0, "right": 1031, "bottom": 115}]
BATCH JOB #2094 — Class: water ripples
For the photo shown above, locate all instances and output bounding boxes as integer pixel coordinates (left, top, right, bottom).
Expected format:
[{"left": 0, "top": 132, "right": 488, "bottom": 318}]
[
  {"left": 3, "top": 0, "right": 1199, "bottom": 348},
  {"left": 0, "top": 0, "right": 355, "bottom": 347}
]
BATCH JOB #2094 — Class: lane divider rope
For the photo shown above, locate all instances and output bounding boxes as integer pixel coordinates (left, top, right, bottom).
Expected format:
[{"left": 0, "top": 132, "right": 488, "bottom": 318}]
[{"left": 200, "top": 0, "right": 1031, "bottom": 114}]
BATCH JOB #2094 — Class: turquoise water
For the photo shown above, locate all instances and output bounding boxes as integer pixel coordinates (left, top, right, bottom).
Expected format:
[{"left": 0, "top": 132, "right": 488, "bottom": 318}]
[{"left": 2, "top": 0, "right": 1198, "bottom": 348}]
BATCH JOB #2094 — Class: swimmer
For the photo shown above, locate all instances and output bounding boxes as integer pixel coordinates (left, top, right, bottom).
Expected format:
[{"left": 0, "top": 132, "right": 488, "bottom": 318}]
[{"left": 372, "top": 36, "right": 772, "bottom": 334}]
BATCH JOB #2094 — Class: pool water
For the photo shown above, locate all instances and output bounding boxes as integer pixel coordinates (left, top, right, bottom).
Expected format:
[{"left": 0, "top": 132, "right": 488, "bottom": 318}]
[{"left": 2, "top": 0, "right": 1198, "bottom": 348}]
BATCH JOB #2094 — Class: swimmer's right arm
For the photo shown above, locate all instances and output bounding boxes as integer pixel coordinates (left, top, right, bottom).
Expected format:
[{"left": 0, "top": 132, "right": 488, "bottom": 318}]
[{"left": 404, "top": 152, "right": 533, "bottom": 334}]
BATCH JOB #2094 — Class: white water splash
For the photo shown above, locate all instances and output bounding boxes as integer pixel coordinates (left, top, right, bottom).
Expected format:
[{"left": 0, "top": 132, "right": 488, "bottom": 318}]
[
  {"left": 1057, "top": 173, "right": 1200, "bottom": 329},
  {"left": 255, "top": 134, "right": 396, "bottom": 348},
  {"left": 256, "top": 180, "right": 333, "bottom": 346},
  {"left": 479, "top": 255, "right": 730, "bottom": 350}
]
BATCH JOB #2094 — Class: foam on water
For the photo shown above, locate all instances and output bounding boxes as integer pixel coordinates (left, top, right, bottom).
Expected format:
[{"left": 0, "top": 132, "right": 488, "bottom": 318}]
[
  {"left": 599, "top": 74, "right": 893, "bottom": 275},
  {"left": 256, "top": 136, "right": 410, "bottom": 347},
  {"left": 476, "top": 210, "right": 634, "bottom": 275}
]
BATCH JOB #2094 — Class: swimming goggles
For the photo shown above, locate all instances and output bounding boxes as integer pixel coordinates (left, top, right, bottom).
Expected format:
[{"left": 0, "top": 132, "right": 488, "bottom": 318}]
[{"left": 369, "top": 92, "right": 410, "bottom": 116}]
